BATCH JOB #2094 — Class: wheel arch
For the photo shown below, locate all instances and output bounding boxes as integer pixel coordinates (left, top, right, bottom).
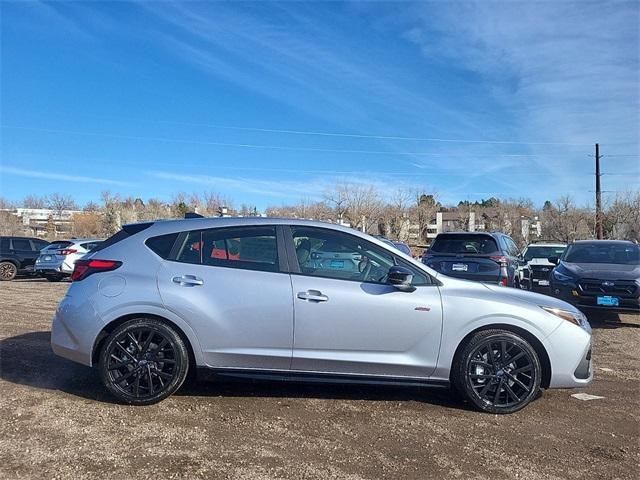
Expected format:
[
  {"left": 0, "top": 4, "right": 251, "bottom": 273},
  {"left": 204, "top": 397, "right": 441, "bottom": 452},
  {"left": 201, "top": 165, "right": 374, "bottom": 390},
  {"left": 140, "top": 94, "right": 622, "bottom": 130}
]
[
  {"left": 0, "top": 258, "right": 20, "bottom": 267},
  {"left": 450, "top": 323, "right": 552, "bottom": 389},
  {"left": 91, "top": 313, "right": 198, "bottom": 374}
]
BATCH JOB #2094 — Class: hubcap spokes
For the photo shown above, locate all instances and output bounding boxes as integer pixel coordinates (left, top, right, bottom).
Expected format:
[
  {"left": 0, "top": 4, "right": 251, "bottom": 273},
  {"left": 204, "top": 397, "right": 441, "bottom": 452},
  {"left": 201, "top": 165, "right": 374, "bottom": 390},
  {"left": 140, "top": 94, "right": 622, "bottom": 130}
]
[
  {"left": 468, "top": 340, "right": 534, "bottom": 408},
  {"left": 1, "top": 264, "right": 16, "bottom": 279},
  {"left": 107, "top": 328, "right": 177, "bottom": 398}
]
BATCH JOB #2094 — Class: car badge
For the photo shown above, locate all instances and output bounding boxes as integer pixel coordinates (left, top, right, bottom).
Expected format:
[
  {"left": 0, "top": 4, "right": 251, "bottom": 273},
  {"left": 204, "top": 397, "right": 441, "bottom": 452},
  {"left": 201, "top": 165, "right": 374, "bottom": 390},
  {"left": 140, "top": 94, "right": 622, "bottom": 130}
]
[
  {"left": 541, "top": 268, "right": 549, "bottom": 272},
  {"left": 602, "top": 281, "right": 615, "bottom": 287}
]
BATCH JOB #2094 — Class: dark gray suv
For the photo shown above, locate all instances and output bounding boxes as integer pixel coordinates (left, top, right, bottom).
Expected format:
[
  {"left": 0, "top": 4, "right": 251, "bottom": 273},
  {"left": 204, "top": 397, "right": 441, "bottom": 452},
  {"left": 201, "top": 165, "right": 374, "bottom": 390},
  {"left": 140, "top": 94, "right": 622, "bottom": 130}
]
[{"left": 422, "top": 232, "right": 523, "bottom": 287}]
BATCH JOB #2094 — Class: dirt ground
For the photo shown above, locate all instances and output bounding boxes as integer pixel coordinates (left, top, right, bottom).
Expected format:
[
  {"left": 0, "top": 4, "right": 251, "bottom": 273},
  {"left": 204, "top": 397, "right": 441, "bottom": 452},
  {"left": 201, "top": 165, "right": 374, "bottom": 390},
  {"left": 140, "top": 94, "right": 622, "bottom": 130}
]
[{"left": 0, "top": 279, "right": 638, "bottom": 480}]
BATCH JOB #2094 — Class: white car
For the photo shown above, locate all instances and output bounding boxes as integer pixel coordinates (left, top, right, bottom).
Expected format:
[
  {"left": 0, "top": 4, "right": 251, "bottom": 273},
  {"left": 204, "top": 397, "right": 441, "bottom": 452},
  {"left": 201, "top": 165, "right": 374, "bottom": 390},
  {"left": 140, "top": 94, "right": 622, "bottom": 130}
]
[
  {"left": 35, "top": 238, "right": 103, "bottom": 281},
  {"left": 519, "top": 243, "right": 567, "bottom": 290}
]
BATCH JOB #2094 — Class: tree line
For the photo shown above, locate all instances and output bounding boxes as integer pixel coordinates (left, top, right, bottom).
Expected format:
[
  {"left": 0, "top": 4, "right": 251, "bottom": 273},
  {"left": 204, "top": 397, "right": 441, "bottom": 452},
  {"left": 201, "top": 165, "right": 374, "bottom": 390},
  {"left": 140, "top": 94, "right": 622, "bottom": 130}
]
[{"left": 1, "top": 185, "right": 638, "bottom": 246}]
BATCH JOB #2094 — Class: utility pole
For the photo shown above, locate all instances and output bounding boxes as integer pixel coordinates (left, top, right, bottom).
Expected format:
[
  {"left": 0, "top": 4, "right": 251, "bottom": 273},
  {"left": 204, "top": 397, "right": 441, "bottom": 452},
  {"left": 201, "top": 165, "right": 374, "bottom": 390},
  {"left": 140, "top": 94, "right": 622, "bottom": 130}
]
[{"left": 595, "top": 143, "right": 603, "bottom": 239}]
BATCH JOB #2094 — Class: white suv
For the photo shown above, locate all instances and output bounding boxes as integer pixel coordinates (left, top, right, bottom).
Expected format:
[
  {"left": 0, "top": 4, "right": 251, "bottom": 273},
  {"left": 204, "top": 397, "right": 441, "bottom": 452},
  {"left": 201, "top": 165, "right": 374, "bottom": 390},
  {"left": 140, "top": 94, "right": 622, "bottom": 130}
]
[{"left": 35, "top": 238, "right": 103, "bottom": 281}]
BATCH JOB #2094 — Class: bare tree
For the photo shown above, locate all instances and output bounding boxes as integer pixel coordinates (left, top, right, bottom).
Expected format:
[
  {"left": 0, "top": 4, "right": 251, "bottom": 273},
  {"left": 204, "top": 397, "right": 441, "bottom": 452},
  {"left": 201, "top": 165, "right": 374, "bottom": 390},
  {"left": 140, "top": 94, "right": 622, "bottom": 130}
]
[
  {"left": 46, "top": 193, "right": 78, "bottom": 219},
  {"left": 541, "top": 196, "right": 593, "bottom": 243},
  {"left": 411, "top": 192, "right": 440, "bottom": 243},
  {"left": 0, "top": 197, "right": 16, "bottom": 209},
  {"left": 0, "top": 211, "right": 23, "bottom": 235},
  {"left": 22, "top": 195, "right": 47, "bottom": 209},
  {"left": 71, "top": 212, "right": 102, "bottom": 238},
  {"left": 380, "top": 189, "right": 413, "bottom": 240},
  {"left": 604, "top": 191, "right": 640, "bottom": 241}
]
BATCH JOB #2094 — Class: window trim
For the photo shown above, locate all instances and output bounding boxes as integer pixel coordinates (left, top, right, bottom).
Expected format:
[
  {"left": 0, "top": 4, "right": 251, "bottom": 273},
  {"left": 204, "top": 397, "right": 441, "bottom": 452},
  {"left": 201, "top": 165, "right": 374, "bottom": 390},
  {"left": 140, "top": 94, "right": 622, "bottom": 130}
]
[{"left": 283, "top": 225, "right": 438, "bottom": 287}]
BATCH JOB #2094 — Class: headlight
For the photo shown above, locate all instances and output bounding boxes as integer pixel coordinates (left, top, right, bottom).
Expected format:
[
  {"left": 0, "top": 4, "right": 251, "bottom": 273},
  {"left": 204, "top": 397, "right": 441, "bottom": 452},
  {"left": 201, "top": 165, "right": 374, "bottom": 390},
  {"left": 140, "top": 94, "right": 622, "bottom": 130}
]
[
  {"left": 552, "top": 269, "right": 574, "bottom": 283},
  {"left": 541, "top": 306, "right": 588, "bottom": 328}
]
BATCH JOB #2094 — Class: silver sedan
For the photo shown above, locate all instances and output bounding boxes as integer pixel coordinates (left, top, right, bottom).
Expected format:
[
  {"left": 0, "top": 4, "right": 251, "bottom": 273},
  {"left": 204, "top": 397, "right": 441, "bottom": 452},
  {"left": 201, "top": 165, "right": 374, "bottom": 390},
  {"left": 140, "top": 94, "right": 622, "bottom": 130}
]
[{"left": 51, "top": 218, "right": 592, "bottom": 413}]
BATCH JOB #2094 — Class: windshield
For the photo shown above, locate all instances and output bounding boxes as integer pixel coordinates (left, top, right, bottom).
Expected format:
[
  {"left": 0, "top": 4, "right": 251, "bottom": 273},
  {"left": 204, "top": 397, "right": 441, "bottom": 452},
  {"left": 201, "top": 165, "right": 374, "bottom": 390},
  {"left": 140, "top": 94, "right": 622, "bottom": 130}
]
[
  {"left": 524, "top": 246, "right": 566, "bottom": 261},
  {"left": 430, "top": 234, "right": 499, "bottom": 255},
  {"left": 564, "top": 243, "right": 640, "bottom": 265}
]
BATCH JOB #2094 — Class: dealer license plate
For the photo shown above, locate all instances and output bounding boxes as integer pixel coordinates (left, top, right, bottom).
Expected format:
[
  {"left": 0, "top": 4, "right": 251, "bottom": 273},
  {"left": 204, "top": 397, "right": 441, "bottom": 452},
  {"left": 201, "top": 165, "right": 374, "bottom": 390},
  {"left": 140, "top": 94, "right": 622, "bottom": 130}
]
[
  {"left": 452, "top": 263, "right": 468, "bottom": 272},
  {"left": 597, "top": 296, "right": 619, "bottom": 307}
]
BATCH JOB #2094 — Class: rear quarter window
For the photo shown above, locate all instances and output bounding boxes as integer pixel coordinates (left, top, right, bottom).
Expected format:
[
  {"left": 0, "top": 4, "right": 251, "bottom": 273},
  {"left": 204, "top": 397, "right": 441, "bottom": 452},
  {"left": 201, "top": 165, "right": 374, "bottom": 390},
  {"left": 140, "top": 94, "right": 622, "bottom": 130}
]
[{"left": 145, "top": 233, "right": 179, "bottom": 259}]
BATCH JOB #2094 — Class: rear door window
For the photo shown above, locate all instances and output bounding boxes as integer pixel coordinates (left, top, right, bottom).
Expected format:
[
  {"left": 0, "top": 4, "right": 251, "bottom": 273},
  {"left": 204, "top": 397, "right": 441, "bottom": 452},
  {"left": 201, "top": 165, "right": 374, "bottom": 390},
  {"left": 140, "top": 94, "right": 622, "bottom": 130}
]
[
  {"left": 430, "top": 234, "right": 499, "bottom": 255},
  {"left": 11, "top": 238, "right": 32, "bottom": 251},
  {"left": 174, "top": 226, "right": 280, "bottom": 273}
]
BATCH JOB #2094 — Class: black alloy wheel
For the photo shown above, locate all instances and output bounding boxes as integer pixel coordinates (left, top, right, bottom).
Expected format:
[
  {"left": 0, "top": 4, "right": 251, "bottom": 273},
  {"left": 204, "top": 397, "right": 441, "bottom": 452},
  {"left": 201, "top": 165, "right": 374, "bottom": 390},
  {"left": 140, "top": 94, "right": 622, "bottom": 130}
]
[
  {"left": 454, "top": 330, "right": 541, "bottom": 414},
  {"left": 0, "top": 261, "right": 18, "bottom": 281},
  {"left": 99, "top": 319, "right": 189, "bottom": 405}
]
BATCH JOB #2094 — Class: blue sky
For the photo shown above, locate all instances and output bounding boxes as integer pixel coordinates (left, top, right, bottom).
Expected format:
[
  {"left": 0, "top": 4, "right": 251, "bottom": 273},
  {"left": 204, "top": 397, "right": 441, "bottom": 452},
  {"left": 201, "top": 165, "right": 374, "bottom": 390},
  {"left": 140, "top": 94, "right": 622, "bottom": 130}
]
[{"left": 1, "top": 0, "right": 638, "bottom": 210}]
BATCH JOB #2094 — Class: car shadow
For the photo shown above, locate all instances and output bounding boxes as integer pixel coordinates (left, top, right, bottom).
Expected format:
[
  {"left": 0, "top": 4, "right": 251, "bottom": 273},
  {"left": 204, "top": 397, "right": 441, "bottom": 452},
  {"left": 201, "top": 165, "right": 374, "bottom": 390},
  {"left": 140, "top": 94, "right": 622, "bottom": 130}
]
[
  {"left": 586, "top": 311, "right": 640, "bottom": 329},
  {"left": 0, "top": 331, "right": 473, "bottom": 410}
]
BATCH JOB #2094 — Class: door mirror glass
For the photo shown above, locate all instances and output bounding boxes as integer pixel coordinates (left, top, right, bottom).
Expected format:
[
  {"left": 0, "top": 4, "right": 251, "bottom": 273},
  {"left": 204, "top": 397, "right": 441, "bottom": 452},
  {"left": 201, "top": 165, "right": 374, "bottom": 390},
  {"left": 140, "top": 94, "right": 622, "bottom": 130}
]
[
  {"left": 387, "top": 265, "right": 415, "bottom": 292},
  {"left": 548, "top": 256, "right": 559, "bottom": 265}
]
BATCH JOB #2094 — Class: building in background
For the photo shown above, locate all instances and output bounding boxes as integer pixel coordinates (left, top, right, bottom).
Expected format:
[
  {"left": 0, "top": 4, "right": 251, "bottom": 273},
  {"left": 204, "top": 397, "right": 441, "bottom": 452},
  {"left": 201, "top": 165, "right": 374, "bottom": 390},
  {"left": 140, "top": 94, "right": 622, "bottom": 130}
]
[{"left": 0, "top": 208, "right": 82, "bottom": 237}]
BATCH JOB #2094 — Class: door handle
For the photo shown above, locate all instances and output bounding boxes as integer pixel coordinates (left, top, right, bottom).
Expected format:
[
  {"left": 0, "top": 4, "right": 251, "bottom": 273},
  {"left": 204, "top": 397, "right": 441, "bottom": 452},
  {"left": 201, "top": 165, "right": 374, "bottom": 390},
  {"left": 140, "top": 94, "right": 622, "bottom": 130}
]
[
  {"left": 172, "top": 275, "right": 204, "bottom": 286},
  {"left": 297, "top": 290, "right": 329, "bottom": 302}
]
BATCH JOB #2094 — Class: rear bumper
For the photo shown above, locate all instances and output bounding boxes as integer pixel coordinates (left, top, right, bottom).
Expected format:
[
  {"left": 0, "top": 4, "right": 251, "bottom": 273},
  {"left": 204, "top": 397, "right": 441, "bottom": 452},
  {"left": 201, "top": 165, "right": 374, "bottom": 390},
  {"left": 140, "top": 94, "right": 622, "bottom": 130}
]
[
  {"left": 51, "top": 294, "right": 105, "bottom": 366},
  {"left": 36, "top": 261, "right": 74, "bottom": 274}
]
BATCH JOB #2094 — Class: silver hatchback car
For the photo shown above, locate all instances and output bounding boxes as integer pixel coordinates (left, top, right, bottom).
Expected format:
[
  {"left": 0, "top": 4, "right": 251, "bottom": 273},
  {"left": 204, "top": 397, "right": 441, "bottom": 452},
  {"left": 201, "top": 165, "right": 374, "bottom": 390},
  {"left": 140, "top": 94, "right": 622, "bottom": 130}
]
[{"left": 51, "top": 218, "right": 592, "bottom": 413}]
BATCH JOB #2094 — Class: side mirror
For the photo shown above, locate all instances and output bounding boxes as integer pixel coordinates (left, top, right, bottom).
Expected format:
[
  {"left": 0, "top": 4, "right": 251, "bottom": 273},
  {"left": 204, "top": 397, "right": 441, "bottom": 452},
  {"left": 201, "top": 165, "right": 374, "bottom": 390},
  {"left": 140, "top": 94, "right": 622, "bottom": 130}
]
[
  {"left": 548, "top": 256, "right": 559, "bottom": 265},
  {"left": 388, "top": 265, "right": 416, "bottom": 292}
]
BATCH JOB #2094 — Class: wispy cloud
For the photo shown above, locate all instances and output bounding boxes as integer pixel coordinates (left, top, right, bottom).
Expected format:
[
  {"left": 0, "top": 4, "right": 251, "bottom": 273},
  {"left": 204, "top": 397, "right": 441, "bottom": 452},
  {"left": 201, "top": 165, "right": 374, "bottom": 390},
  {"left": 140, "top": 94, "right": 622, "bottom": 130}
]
[
  {"left": 0, "top": 166, "right": 136, "bottom": 187},
  {"left": 147, "top": 170, "right": 430, "bottom": 203}
]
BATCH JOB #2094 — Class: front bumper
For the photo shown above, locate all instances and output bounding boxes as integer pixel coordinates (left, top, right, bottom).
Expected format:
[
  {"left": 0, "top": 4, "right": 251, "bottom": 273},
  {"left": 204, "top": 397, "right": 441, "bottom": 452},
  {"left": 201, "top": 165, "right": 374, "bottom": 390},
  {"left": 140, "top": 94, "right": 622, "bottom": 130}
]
[
  {"left": 551, "top": 283, "right": 640, "bottom": 313},
  {"left": 546, "top": 319, "right": 593, "bottom": 388}
]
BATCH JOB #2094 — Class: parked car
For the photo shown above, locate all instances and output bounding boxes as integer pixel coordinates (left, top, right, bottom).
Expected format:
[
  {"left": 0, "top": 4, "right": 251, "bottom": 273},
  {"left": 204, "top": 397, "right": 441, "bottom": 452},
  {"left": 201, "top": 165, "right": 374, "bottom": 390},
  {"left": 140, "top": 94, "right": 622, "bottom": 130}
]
[
  {"left": 374, "top": 236, "right": 412, "bottom": 256},
  {"left": 422, "top": 232, "right": 523, "bottom": 287},
  {"left": 549, "top": 240, "right": 640, "bottom": 313},
  {"left": 518, "top": 242, "right": 567, "bottom": 291},
  {"left": 51, "top": 219, "right": 592, "bottom": 413},
  {"left": 393, "top": 241, "right": 412, "bottom": 256},
  {"left": 35, "top": 238, "right": 103, "bottom": 281},
  {"left": 0, "top": 236, "right": 50, "bottom": 281}
]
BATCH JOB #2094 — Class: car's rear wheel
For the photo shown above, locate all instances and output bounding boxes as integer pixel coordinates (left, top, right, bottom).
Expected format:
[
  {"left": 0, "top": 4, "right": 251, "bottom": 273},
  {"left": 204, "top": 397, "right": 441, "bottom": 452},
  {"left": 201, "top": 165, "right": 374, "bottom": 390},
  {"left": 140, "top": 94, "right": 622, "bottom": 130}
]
[
  {"left": 0, "top": 261, "right": 18, "bottom": 281},
  {"left": 98, "top": 318, "right": 189, "bottom": 405},
  {"left": 453, "top": 329, "right": 541, "bottom": 414}
]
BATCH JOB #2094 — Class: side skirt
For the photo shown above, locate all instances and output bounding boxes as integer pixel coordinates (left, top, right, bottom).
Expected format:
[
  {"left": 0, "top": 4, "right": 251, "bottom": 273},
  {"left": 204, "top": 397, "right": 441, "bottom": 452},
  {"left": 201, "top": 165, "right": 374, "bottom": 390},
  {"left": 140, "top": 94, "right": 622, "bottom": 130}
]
[{"left": 196, "top": 367, "right": 450, "bottom": 389}]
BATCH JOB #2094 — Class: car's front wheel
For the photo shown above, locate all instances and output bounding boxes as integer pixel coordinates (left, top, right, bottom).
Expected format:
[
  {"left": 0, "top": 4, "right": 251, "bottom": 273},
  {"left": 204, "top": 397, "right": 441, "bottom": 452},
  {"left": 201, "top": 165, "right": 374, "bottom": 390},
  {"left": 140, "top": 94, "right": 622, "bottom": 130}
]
[
  {"left": 98, "top": 318, "right": 189, "bottom": 405},
  {"left": 453, "top": 329, "right": 542, "bottom": 414}
]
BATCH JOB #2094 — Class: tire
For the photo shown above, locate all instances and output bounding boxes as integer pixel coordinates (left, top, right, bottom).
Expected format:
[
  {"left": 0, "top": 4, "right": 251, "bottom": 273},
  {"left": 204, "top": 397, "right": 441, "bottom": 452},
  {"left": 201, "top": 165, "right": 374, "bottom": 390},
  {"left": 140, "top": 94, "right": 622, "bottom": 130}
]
[
  {"left": 452, "top": 329, "right": 541, "bottom": 414},
  {"left": 98, "top": 318, "right": 190, "bottom": 405},
  {"left": 0, "top": 261, "right": 18, "bottom": 281}
]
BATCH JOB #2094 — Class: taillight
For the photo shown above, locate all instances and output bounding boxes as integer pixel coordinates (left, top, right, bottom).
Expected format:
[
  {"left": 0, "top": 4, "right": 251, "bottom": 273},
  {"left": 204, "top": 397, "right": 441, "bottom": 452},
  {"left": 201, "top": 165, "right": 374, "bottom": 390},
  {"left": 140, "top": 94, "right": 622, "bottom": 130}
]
[
  {"left": 490, "top": 255, "right": 508, "bottom": 265},
  {"left": 58, "top": 249, "right": 77, "bottom": 255},
  {"left": 71, "top": 259, "right": 122, "bottom": 281}
]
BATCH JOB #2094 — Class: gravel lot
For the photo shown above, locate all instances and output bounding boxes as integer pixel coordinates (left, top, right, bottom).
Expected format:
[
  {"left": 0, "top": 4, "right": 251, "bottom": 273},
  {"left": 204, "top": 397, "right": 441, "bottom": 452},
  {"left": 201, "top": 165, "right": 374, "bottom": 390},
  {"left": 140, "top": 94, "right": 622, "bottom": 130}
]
[{"left": 0, "top": 279, "right": 638, "bottom": 479}]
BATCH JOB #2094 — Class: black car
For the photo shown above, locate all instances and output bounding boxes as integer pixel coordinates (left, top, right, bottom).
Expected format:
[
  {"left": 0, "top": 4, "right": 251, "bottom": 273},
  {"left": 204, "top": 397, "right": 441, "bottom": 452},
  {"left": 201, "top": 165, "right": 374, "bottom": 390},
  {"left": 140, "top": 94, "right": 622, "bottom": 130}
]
[
  {"left": 549, "top": 240, "right": 640, "bottom": 313},
  {"left": 0, "top": 236, "right": 50, "bottom": 281},
  {"left": 422, "top": 232, "right": 523, "bottom": 287}
]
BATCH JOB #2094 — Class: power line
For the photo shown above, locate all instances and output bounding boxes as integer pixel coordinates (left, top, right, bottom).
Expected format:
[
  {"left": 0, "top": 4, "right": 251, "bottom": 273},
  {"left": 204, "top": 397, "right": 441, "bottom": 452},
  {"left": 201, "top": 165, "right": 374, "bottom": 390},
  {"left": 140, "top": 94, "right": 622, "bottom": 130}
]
[{"left": 1, "top": 125, "right": 594, "bottom": 158}]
